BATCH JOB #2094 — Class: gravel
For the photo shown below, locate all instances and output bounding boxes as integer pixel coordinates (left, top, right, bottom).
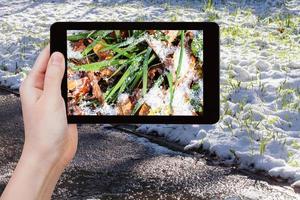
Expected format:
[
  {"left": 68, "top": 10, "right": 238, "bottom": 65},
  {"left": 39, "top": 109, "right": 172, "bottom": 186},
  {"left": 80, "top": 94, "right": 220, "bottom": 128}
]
[{"left": 0, "top": 89, "right": 299, "bottom": 199}]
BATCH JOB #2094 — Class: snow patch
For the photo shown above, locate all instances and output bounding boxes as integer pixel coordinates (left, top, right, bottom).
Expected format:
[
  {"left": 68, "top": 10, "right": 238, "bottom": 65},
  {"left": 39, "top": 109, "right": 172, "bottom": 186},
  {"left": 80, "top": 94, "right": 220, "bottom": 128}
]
[
  {"left": 0, "top": 73, "right": 23, "bottom": 89},
  {"left": 67, "top": 41, "right": 83, "bottom": 60}
]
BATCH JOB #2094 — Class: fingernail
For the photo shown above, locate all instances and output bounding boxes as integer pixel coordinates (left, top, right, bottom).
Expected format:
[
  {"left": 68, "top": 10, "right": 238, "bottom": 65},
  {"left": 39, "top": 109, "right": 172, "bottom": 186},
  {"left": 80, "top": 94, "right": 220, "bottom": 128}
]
[{"left": 51, "top": 52, "right": 64, "bottom": 65}]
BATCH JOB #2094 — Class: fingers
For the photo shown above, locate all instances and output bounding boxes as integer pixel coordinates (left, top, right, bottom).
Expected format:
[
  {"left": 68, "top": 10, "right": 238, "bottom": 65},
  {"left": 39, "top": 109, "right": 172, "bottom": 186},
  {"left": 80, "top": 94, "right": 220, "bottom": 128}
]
[
  {"left": 32, "top": 44, "right": 50, "bottom": 75},
  {"left": 43, "top": 52, "right": 65, "bottom": 96},
  {"left": 20, "top": 45, "right": 50, "bottom": 105},
  {"left": 26, "top": 45, "right": 50, "bottom": 90}
]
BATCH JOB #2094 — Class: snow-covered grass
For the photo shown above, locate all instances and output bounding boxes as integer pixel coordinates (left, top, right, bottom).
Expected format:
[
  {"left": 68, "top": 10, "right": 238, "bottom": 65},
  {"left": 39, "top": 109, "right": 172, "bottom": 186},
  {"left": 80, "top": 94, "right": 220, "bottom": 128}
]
[{"left": 0, "top": 0, "right": 299, "bottom": 188}]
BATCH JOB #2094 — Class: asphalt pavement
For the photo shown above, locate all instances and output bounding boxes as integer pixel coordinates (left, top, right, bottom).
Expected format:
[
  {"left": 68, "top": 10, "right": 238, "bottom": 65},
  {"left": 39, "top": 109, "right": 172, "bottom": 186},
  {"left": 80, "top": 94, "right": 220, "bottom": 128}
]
[{"left": 0, "top": 89, "right": 299, "bottom": 200}]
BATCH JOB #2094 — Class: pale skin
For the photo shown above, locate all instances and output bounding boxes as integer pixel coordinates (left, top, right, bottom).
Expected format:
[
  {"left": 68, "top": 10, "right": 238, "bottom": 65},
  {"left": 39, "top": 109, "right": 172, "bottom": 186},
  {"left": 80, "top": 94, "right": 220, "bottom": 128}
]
[{"left": 0, "top": 45, "right": 78, "bottom": 200}]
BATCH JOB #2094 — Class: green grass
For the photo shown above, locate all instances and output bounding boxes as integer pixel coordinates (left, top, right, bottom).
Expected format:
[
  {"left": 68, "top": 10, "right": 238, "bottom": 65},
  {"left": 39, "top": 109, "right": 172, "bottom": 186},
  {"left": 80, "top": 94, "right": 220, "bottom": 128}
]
[
  {"left": 259, "top": 137, "right": 272, "bottom": 155},
  {"left": 105, "top": 56, "right": 143, "bottom": 102},
  {"left": 71, "top": 59, "right": 126, "bottom": 71},
  {"left": 103, "top": 51, "right": 155, "bottom": 103},
  {"left": 276, "top": 88, "right": 299, "bottom": 111},
  {"left": 176, "top": 30, "right": 185, "bottom": 79},
  {"left": 97, "top": 40, "right": 134, "bottom": 58},
  {"left": 288, "top": 159, "right": 300, "bottom": 168},
  {"left": 222, "top": 26, "right": 252, "bottom": 39},
  {"left": 142, "top": 47, "right": 152, "bottom": 96},
  {"left": 67, "top": 32, "right": 90, "bottom": 41},
  {"left": 129, "top": 54, "right": 155, "bottom": 93},
  {"left": 34, "top": 39, "right": 49, "bottom": 49},
  {"left": 81, "top": 31, "right": 112, "bottom": 56},
  {"left": 131, "top": 99, "right": 144, "bottom": 115},
  {"left": 204, "top": 0, "right": 214, "bottom": 10},
  {"left": 109, "top": 49, "right": 148, "bottom": 78},
  {"left": 291, "top": 140, "right": 300, "bottom": 150},
  {"left": 207, "top": 11, "right": 219, "bottom": 21},
  {"left": 166, "top": 72, "right": 174, "bottom": 114}
]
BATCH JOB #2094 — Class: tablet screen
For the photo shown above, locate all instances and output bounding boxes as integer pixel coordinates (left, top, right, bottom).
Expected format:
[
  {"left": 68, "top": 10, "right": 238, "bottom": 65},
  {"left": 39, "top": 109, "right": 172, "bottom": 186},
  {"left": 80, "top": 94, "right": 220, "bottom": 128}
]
[{"left": 66, "top": 30, "right": 203, "bottom": 116}]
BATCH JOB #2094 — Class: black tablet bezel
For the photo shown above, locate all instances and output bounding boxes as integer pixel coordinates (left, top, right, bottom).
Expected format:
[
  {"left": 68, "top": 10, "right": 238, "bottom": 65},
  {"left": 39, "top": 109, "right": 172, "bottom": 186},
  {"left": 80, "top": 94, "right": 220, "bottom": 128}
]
[{"left": 50, "top": 22, "right": 219, "bottom": 124}]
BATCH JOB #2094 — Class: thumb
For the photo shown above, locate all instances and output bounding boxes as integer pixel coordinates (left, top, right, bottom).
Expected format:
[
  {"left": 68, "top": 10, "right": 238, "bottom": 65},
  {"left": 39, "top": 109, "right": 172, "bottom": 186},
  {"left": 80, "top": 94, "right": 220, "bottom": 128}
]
[{"left": 44, "top": 52, "right": 65, "bottom": 96}]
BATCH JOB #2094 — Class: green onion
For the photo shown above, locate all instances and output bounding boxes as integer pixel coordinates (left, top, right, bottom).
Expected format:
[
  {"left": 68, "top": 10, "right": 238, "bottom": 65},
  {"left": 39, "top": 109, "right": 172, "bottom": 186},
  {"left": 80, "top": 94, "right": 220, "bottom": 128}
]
[{"left": 142, "top": 47, "right": 152, "bottom": 96}]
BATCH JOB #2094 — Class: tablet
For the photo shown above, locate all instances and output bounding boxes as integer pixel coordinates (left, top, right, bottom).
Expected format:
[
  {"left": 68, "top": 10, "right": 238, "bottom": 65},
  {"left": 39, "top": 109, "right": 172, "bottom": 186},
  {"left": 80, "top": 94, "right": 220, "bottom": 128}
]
[{"left": 50, "top": 22, "right": 219, "bottom": 124}]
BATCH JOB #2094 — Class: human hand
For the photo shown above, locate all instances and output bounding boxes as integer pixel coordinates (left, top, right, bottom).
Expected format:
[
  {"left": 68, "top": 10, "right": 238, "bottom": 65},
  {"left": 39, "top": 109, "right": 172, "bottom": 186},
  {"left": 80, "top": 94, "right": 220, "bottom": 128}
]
[
  {"left": 19, "top": 45, "right": 78, "bottom": 168},
  {"left": 1, "top": 45, "right": 78, "bottom": 200}
]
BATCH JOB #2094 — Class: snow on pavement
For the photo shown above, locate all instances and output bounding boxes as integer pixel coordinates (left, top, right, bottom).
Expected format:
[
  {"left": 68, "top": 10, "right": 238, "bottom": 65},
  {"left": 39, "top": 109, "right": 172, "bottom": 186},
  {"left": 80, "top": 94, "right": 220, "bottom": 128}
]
[{"left": 0, "top": 0, "right": 299, "bottom": 187}]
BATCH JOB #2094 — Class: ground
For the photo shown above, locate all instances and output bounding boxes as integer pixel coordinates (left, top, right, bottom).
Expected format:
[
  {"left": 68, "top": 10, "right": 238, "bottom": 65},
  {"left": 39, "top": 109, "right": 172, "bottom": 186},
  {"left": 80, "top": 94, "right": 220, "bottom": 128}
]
[{"left": 0, "top": 89, "right": 299, "bottom": 199}]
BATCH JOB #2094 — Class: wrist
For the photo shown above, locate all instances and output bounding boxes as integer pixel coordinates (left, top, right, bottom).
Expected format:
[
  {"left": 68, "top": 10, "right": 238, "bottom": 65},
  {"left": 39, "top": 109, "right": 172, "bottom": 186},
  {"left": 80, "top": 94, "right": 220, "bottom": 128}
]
[
  {"left": 21, "top": 142, "right": 67, "bottom": 173},
  {"left": 2, "top": 146, "right": 65, "bottom": 200}
]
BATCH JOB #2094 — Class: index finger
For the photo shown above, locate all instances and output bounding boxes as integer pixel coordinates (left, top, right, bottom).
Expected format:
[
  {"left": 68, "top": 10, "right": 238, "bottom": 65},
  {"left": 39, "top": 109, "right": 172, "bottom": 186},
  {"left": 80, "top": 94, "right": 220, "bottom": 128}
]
[{"left": 26, "top": 44, "right": 50, "bottom": 89}]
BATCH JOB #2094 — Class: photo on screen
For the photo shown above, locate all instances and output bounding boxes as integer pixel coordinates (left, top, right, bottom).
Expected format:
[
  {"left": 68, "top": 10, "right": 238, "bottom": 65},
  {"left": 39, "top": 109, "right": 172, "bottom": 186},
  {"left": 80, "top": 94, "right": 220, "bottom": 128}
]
[{"left": 67, "top": 30, "right": 203, "bottom": 116}]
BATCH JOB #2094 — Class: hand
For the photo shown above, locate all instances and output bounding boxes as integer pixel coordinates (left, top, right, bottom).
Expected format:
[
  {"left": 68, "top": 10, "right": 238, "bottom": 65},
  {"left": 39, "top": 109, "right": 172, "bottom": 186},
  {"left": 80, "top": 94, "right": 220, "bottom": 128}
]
[
  {"left": 20, "top": 45, "right": 78, "bottom": 168},
  {"left": 1, "top": 45, "right": 78, "bottom": 200}
]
